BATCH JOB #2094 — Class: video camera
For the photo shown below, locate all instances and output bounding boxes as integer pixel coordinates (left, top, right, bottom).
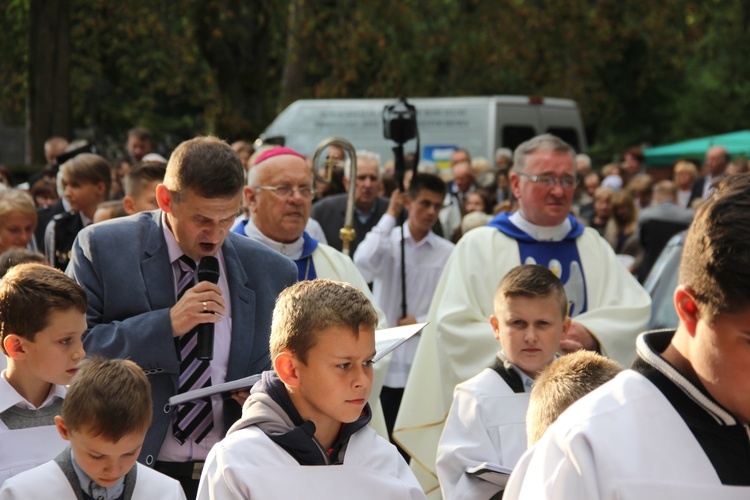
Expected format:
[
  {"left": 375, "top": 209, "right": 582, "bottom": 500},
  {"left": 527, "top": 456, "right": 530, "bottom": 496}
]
[{"left": 383, "top": 98, "right": 417, "bottom": 145}]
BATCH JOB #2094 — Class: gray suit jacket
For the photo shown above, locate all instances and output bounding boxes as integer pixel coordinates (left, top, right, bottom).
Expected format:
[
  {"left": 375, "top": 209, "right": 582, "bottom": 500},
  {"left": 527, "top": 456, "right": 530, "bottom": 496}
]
[
  {"left": 311, "top": 194, "right": 390, "bottom": 255},
  {"left": 67, "top": 210, "right": 297, "bottom": 464}
]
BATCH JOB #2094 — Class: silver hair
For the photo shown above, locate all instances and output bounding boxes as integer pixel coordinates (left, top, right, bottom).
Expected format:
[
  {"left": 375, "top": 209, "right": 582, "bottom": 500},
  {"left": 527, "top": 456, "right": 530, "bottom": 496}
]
[
  {"left": 495, "top": 147, "right": 513, "bottom": 162},
  {"left": 416, "top": 161, "right": 439, "bottom": 175},
  {"left": 512, "top": 134, "right": 576, "bottom": 173},
  {"left": 347, "top": 150, "right": 383, "bottom": 179},
  {"left": 576, "top": 154, "right": 592, "bottom": 169}
]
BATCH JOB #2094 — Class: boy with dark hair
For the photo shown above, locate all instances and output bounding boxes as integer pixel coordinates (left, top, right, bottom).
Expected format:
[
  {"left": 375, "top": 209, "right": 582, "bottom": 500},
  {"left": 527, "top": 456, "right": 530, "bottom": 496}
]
[
  {"left": 436, "top": 264, "right": 570, "bottom": 500},
  {"left": 45, "top": 153, "right": 111, "bottom": 270},
  {"left": 0, "top": 357, "right": 185, "bottom": 499},
  {"left": 525, "top": 350, "right": 621, "bottom": 446},
  {"left": 354, "top": 173, "right": 454, "bottom": 448},
  {"left": 197, "top": 279, "right": 425, "bottom": 499},
  {"left": 506, "top": 174, "right": 750, "bottom": 498},
  {"left": 0, "top": 264, "right": 87, "bottom": 485},
  {"left": 123, "top": 161, "right": 167, "bottom": 215}
]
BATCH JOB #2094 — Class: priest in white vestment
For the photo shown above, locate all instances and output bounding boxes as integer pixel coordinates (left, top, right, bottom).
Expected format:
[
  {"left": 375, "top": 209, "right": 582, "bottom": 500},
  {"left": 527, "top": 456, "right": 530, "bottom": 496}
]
[{"left": 393, "top": 134, "right": 652, "bottom": 495}]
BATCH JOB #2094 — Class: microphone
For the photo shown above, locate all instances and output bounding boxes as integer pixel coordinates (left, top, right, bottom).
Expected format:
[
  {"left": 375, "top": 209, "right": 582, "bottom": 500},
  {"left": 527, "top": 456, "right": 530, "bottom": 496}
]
[{"left": 196, "top": 256, "right": 220, "bottom": 360}]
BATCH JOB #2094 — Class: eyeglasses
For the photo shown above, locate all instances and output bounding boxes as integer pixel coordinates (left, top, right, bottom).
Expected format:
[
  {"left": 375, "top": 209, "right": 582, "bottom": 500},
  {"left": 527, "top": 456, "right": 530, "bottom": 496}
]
[
  {"left": 254, "top": 184, "right": 317, "bottom": 199},
  {"left": 519, "top": 173, "right": 578, "bottom": 189}
]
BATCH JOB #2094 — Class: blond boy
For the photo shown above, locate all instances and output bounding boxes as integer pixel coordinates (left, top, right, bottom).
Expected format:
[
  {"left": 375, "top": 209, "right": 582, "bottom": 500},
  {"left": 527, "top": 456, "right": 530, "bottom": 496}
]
[
  {"left": 0, "top": 264, "right": 87, "bottom": 485},
  {"left": 45, "top": 153, "right": 111, "bottom": 270},
  {"left": 436, "top": 264, "right": 570, "bottom": 500},
  {"left": 197, "top": 279, "right": 424, "bottom": 499},
  {"left": 525, "top": 350, "right": 621, "bottom": 446},
  {"left": 0, "top": 357, "right": 185, "bottom": 499}
]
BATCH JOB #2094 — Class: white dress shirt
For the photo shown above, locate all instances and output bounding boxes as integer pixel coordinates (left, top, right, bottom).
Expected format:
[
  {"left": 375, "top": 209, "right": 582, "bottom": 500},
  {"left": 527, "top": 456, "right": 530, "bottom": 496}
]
[{"left": 354, "top": 213, "right": 454, "bottom": 388}]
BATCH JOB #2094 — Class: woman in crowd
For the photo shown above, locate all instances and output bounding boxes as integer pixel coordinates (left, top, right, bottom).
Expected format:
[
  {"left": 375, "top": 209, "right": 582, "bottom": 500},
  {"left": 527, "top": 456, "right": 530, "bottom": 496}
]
[
  {"left": 0, "top": 189, "right": 38, "bottom": 254},
  {"left": 673, "top": 160, "right": 698, "bottom": 209}
]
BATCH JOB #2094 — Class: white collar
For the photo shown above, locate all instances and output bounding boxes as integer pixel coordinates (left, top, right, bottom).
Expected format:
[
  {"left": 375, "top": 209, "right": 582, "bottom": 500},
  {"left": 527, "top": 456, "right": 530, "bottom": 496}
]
[
  {"left": 0, "top": 371, "right": 67, "bottom": 412},
  {"left": 243, "top": 218, "right": 305, "bottom": 260},
  {"left": 402, "top": 222, "right": 435, "bottom": 247},
  {"left": 510, "top": 211, "right": 572, "bottom": 242}
]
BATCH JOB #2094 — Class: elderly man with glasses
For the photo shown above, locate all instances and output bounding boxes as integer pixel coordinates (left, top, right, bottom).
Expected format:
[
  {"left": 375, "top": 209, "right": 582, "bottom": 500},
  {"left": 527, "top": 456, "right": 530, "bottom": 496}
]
[{"left": 393, "top": 134, "right": 652, "bottom": 494}]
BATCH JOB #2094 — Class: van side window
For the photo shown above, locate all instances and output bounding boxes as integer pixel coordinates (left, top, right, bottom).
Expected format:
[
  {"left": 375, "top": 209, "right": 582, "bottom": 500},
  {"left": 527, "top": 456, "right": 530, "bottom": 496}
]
[
  {"left": 546, "top": 127, "right": 580, "bottom": 152},
  {"left": 501, "top": 126, "right": 536, "bottom": 151}
]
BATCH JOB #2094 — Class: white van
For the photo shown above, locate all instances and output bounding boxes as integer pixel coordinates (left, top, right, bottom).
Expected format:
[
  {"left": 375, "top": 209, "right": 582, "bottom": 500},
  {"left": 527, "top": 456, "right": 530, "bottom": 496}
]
[{"left": 259, "top": 96, "right": 587, "bottom": 168}]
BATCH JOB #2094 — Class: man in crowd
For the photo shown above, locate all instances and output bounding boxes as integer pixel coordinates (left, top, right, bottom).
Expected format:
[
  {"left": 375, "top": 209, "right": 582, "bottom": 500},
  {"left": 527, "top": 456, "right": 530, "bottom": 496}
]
[
  {"left": 506, "top": 173, "right": 750, "bottom": 498},
  {"left": 691, "top": 145, "right": 729, "bottom": 204},
  {"left": 393, "top": 134, "right": 651, "bottom": 493},
  {"left": 621, "top": 146, "right": 645, "bottom": 185},
  {"left": 636, "top": 180, "right": 695, "bottom": 282},
  {"left": 67, "top": 136, "right": 297, "bottom": 498},
  {"left": 44, "top": 136, "right": 69, "bottom": 166},
  {"left": 311, "top": 150, "right": 389, "bottom": 255},
  {"left": 127, "top": 127, "right": 154, "bottom": 164},
  {"left": 447, "top": 160, "right": 475, "bottom": 214},
  {"left": 575, "top": 153, "right": 592, "bottom": 176},
  {"left": 450, "top": 148, "right": 471, "bottom": 166}
]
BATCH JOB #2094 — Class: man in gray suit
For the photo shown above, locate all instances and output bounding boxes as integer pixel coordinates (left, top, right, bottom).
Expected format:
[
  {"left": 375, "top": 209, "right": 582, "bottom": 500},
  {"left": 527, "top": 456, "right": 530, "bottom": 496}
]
[
  {"left": 637, "top": 180, "right": 695, "bottom": 282},
  {"left": 67, "top": 136, "right": 297, "bottom": 498}
]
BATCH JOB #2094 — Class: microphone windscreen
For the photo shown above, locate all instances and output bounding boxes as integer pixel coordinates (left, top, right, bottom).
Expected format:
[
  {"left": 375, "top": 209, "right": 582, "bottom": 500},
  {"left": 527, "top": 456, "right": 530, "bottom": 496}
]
[{"left": 197, "top": 256, "right": 220, "bottom": 284}]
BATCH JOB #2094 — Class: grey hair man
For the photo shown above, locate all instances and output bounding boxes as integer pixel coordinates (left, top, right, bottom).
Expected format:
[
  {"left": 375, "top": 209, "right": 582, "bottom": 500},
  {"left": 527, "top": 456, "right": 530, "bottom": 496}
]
[{"left": 311, "top": 149, "right": 390, "bottom": 255}]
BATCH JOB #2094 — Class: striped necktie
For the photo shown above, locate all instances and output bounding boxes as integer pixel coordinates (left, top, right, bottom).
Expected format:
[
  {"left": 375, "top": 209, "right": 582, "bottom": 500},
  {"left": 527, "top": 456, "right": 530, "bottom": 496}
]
[{"left": 173, "top": 255, "right": 214, "bottom": 445}]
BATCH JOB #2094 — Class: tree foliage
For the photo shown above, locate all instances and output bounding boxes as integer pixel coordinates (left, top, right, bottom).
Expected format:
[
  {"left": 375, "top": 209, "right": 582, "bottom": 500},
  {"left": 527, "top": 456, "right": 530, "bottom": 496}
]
[{"left": 0, "top": 0, "right": 747, "bottom": 163}]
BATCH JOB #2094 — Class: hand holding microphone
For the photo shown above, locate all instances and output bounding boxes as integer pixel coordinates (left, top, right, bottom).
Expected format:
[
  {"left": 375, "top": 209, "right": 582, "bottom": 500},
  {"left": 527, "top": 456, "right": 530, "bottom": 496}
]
[{"left": 196, "top": 256, "right": 220, "bottom": 360}]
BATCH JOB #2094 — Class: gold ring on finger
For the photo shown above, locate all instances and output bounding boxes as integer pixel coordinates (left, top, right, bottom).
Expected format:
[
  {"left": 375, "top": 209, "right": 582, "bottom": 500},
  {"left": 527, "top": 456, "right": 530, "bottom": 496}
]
[{"left": 202, "top": 301, "right": 207, "bottom": 312}]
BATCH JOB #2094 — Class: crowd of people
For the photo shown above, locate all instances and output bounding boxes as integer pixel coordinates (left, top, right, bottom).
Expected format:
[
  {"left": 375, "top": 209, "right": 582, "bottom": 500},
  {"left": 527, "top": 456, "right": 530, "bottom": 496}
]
[{"left": 0, "top": 129, "right": 748, "bottom": 499}]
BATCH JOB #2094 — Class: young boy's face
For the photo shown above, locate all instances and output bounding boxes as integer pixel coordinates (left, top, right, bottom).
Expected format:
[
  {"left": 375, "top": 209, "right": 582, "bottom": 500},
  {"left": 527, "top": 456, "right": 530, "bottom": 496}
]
[
  {"left": 491, "top": 294, "right": 570, "bottom": 378},
  {"left": 62, "top": 175, "right": 106, "bottom": 214},
  {"left": 55, "top": 418, "right": 144, "bottom": 488},
  {"left": 126, "top": 180, "right": 161, "bottom": 214},
  {"left": 16, "top": 308, "right": 87, "bottom": 386},
  {"left": 290, "top": 325, "right": 376, "bottom": 431}
]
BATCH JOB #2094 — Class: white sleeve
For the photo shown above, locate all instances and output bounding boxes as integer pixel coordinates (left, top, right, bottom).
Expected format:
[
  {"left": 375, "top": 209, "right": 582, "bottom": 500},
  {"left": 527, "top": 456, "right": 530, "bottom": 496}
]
[
  {"left": 437, "top": 385, "right": 504, "bottom": 500},
  {"left": 504, "top": 429, "right": 601, "bottom": 500},
  {"left": 353, "top": 213, "right": 397, "bottom": 280},
  {"left": 196, "top": 445, "right": 249, "bottom": 500},
  {"left": 44, "top": 219, "right": 55, "bottom": 267}
]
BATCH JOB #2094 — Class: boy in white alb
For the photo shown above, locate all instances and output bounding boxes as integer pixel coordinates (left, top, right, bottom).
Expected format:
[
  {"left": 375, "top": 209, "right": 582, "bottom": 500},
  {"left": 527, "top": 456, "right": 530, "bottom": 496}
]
[
  {"left": 0, "top": 264, "right": 87, "bottom": 486},
  {"left": 505, "top": 174, "right": 750, "bottom": 499},
  {"left": 436, "top": 265, "right": 570, "bottom": 499},
  {"left": 197, "top": 279, "right": 425, "bottom": 499},
  {"left": 0, "top": 357, "right": 185, "bottom": 499}
]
